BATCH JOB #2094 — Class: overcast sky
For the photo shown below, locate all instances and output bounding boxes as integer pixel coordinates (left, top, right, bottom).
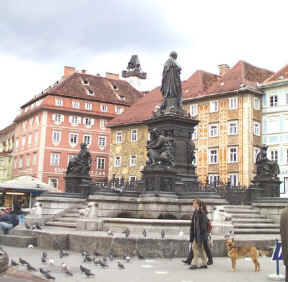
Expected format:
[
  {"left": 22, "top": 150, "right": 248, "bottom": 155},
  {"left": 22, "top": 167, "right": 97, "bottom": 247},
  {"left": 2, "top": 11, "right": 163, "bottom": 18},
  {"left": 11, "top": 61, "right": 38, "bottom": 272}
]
[{"left": 0, "top": 0, "right": 288, "bottom": 130}]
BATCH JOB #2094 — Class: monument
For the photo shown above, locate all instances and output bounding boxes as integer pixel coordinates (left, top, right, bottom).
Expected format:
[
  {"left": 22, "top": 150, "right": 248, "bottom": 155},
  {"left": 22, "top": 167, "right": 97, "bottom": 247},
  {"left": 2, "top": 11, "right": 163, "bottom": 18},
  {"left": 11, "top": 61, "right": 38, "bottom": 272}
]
[
  {"left": 142, "top": 51, "right": 199, "bottom": 194},
  {"left": 250, "top": 144, "right": 281, "bottom": 197},
  {"left": 65, "top": 143, "right": 92, "bottom": 195}
]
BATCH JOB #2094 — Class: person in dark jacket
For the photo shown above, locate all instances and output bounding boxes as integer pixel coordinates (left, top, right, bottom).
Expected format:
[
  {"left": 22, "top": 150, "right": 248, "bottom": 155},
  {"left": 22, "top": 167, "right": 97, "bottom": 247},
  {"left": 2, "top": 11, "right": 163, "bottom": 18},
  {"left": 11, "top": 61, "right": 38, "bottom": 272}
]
[
  {"left": 280, "top": 207, "right": 288, "bottom": 282},
  {"left": 189, "top": 199, "right": 208, "bottom": 269},
  {"left": 0, "top": 209, "right": 19, "bottom": 234}
]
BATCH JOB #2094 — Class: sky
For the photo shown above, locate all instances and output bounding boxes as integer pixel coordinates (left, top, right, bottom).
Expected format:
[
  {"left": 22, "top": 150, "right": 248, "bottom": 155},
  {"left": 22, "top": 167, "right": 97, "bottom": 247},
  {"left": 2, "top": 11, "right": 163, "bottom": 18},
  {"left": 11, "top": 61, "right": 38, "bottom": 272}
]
[{"left": 1, "top": 0, "right": 288, "bottom": 130}]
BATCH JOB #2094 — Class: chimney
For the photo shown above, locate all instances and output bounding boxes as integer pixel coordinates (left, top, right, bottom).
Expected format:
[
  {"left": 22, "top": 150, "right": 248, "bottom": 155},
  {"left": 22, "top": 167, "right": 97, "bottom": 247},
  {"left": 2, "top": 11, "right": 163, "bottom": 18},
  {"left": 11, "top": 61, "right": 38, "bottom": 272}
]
[
  {"left": 63, "top": 66, "right": 76, "bottom": 78},
  {"left": 105, "top": 72, "right": 119, "bottom": 80},
  {"left": 218, "top": 64, "right": 230, "bottom": 76}
]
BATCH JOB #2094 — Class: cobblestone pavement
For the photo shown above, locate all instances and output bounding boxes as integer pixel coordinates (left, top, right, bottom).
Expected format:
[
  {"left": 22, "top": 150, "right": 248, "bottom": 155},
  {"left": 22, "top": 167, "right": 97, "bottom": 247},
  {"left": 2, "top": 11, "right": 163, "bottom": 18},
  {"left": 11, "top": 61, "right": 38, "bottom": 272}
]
[{"left": 0, "top": 246, "right": 285, "bottom": 282}]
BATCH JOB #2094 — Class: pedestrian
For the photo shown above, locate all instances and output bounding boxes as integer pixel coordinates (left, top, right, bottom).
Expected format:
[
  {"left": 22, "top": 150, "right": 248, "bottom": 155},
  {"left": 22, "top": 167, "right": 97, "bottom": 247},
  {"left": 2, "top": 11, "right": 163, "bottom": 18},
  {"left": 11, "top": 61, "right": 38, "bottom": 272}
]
[
  {"left": 280, "top": 206, "right": 288, "bottom": 282},
  {"left": 200, "top": 201, "right": 213, "bottom": 265},
  {"left": 0, "top": 208, "right": 19, "bottom": 234},
  {"left": 189, "top": 199, "right": 208, "bottom": 270}
]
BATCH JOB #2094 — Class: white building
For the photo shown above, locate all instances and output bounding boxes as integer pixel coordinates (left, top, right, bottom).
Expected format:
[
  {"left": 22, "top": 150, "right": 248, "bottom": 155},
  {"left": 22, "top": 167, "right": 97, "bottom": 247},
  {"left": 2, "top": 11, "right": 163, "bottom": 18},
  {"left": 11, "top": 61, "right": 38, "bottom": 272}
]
[{"left": 260, "top": 65, "right": 288, "bottom": 197}]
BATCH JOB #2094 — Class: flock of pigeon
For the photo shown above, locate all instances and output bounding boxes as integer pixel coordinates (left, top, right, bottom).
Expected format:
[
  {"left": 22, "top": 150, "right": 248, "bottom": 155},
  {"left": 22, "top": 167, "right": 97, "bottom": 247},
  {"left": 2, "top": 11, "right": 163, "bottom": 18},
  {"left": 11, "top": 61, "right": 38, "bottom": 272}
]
[{"left": 7, "top": 227, "right": 175, "bottom": 280}]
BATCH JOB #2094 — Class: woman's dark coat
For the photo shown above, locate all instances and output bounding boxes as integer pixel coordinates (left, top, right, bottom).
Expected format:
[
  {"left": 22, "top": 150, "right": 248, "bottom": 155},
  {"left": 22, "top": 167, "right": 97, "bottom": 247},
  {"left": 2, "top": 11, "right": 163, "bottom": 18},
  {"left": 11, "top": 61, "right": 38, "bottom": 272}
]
[{"left": 189, "top": 209, "right": 209, "bottom": 244}]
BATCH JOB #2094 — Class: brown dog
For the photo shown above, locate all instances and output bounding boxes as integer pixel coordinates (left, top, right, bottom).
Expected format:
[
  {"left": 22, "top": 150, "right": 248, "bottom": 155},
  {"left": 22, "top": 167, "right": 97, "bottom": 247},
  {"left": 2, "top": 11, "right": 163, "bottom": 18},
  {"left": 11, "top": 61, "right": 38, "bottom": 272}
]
[{"left": 225, "top": 238, "right": 260, "bottom": 272}]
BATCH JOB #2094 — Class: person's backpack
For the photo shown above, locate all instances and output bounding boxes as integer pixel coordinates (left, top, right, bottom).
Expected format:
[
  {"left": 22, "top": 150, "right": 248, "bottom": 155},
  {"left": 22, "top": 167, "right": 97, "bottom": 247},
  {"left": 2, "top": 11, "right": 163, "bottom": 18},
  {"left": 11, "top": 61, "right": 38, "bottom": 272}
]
[{"left": 207, "top": 219, "right": 212, "bottom": 233}]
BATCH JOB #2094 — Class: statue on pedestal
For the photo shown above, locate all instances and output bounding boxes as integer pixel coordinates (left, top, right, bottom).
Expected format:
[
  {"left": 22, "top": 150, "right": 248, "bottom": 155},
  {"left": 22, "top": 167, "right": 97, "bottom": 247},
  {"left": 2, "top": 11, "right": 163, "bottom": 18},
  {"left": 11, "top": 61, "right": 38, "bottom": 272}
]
[
  {"left": 146, "top": 128, "right": 175, "bottom": 167},
  {"left": 66, "top": 143, "right": 91, "bottom": 176},
  {"left": 255, "top": 145, "right": 280, "bottom": 178}
]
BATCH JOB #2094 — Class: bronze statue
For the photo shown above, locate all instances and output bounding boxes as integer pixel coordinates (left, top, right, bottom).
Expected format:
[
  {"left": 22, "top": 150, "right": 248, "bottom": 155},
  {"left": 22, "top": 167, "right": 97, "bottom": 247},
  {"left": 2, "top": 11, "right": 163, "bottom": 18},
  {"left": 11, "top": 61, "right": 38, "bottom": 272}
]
[
  {"left": 255, "top": 144, "right": 280, "bottom": 178},
  {"left": 66, "top": 143, "right": 91, "bottom": 176},
  {"left": 280, "top": 207, "right": 288, "bottom": 281},
  {"left": 160, "top": 51, "right": 183, "bottom": 113},
  {"left": 146, "top": 128, "right": 175, "bottom": 167}
]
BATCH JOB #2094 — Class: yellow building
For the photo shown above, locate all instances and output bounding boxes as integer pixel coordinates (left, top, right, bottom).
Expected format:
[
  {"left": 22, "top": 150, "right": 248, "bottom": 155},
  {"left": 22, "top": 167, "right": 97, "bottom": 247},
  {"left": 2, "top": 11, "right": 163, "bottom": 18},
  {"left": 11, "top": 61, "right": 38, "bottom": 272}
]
[
  {"left": 0, "top": 123, "right": 15, "bottom": 183},
  {"left": 108, "top": 61, "right": 273, "bottom": 186}
]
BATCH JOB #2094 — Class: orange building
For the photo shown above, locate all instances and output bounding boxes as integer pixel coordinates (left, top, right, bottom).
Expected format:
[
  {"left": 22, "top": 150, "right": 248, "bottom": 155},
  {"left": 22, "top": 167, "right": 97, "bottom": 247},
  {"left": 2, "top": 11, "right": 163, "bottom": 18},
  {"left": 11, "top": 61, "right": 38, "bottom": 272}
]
[{"left": 12, "top": 67, "right": 142, "bottom": 191}]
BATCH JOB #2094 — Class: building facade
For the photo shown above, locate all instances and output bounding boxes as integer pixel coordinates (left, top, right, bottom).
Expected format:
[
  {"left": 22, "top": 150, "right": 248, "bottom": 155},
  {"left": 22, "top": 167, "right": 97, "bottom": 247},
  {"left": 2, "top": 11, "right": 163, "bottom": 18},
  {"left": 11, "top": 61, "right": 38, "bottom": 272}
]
[
  {"left": 12, "top": 67, "right": 142, "bottom": 191},
  {"left": 260, "top": 65, "right": 288, "bottom": 197},
  {"left": 0, "top": 124, "right": 15, "bottom": 183},
  {"left": 109, "top": 61, "right": 273, "bottom": 187}
]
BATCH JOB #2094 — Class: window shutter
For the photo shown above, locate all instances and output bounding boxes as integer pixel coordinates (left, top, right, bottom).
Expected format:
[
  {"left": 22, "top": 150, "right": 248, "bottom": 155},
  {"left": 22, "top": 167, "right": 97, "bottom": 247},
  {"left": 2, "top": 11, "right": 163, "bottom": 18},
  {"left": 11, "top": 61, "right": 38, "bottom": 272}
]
[
  {"left": 52, "top": 114, "right": 56, "bottom": 121},
  {"left": 77, "top": 117, "right": 81, "bottom": 124},
  {"left": 69, "top": 116, "right": 72, "bottom": 123},
  {"left": 60, "top": 115, "right": 64, "bottom": 122},
  {"left": 91, "top": 119, "right": 94, "bottom": 126}
]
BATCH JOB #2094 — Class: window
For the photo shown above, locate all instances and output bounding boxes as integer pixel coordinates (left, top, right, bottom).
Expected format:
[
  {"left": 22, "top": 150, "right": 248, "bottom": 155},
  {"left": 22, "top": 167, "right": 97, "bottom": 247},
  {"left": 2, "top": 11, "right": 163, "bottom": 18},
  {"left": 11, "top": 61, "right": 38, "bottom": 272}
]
[
  {"left": 189, "top": 104, "right": 198, "bottom": 117},
  {"left": 129, "top": 176, "right": 136, "bottom": 182},
  {"left": 192, "top": 151, "right": 197, "bottom": 165},
  {"left": 209, "top": 123, "right": 218, "bottom": 137},
  {"left": 83, "top": 135, "right": 92, "bottom": 146},
  {"left": 228, "top": 120, "right": 238, "bottom": 136},
  {"left": 115, "top": 106, "right": 123, "bottom": 114},
  {"left": 55, "top": 98, "right": 63, "bottom": 106},
  {"left": 52, "top": 131, "right": 61, "bottom": 145},
  {"left": 33, "top": 153, "right": 37, "bottom": 165},
  {"left": 116, "top": 131, "right": 122, "bottom": 144},
  {"left": 229, "top": 173, "right": 238, "bottom": 186},
  {"left": 26, "top": 155, "right": 30, "bottom": 167},
  {"left": 253, "top": 121, "right": 260, "bottom": 136},
  {"left": 29, "top": 118, "right": 33, "bottom": 128},
  {"left": 48, "top": 178, "right": 58, "bottom": 189},
  {"left": 101, "top": 104, "right": 108, "bottom": 112},
  {"left": 271, "top": 150, "right": 278, "bottom": 162},
  {"left": 131, "top": 129, "right": 138, "bottom": 142},
  {"left": 209, "top": 148, "right": 218, "bottom": 164},
  {"left": 50, "top": 153, "right": 60, "bottom": 166},
  {"left": 69, "top": 133, "right": 78, "bottom": 146},
  {"left": 208, "top": 174, "right": 219, "bottom": 185},
  {"left": 229, "top": 97, "right": 238, "bottom": 110},
  {"left": 52, "top": 113, "right": 64, "bottom": 124},
  {"left": 28, "top": 134, "right": 32, "bottom": 145},
  {"left": 98, "top": 136, "right": 106, "bottom": 147},
  {"left": 34, "top": 132, "right": 38, "bottom": 144},
  {"left": 254, "top": 97, "right": 260, "bottom": 110},
  {"left": 22, "top": 122, "right": 27, "bottom": 130},
  {"left": 130, "top": 155, "right": 137, "bottom": 166},
  {"left": 18, "top": 157, "right": 23, "bottom": 168},
  {"left": 21, "top": 136, "right": 26, "bottom": 147},
  {"left": 97, "top": 157, "right": 105, "bottom": 169},
  {"left": 229, "top": 147, "right": 238, "bottom": 163},
  {"left": 270, "top": 95, "right": 278, "bottom": 107},
  {"left": 35, "top": 116, "right": 40, "bottom": 126},
  {"left": 85, "top": 103, "right": 92, "bottom": 111},
  {"left": 87, "top": 89, "right": 95, "bottom": 96},
  {"left": 210, "top": 100, "right": 218, "bottom": 113},
  {"left": 100, "top": 119, "right": 106, "bottom": 129},
  {"left": 192, "top": 128, "right": 197, "bottom": 140},
  {"left": 114, "top": 156, "right": 121, "bottom": 167},
  {"left": 69, "top": 116, "right": 81, "bottom": 125},
  {"left": 254, "top": 147, "right": 260, "bottom": 163},
  {"left": 83, "top": 117, "right": 94, "bottom": 127},
  {"left": 72, "top": 101, "right": 80, "bottom": 109},
  {"left": 15, "top": 139, "right": 19, "bottom": 149}
]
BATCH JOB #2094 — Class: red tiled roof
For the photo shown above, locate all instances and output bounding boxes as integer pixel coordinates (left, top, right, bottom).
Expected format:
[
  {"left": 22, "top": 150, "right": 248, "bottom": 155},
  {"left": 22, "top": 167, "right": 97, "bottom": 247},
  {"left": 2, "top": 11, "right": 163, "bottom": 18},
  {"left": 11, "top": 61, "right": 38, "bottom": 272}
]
[
  {"left": 264, "top": 64, "right": 288, "bottom": 83},
  {"left": 203, "top": 60, "right": 273, "bottom": 96},
  {"left": 22, "top": 72, "right": 143, "bottom": 108},
  {"left": 108, "top": 61, "right": 274, "bottom": 127},
  {"left": 0, "top": 123, "right": 16, "bottom": 136}
]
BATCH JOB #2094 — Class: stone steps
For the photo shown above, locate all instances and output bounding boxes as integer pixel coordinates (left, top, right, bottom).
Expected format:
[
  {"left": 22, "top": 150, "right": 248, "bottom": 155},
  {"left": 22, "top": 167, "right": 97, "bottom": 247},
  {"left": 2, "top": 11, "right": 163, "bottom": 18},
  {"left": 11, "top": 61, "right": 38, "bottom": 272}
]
[
  {"left": 233, "top": 223, "right": 280, "bottom": 229},
  {"left": 234, "top": 228, "right": 280, "bottom": 234},
  {"left": 232, "top": 218, "right": 274, "bottom": 224},
  {"left": 228, "top": 213, "right": 266, "bottom": 219},
  {"left": 0, "top": 234, "right": 37, "bottom": 247},
  {"left": 62, "top": 212, "right": 80, "bottom": 217},
  {"left": 45, "top": 221, "right": 76, "bottom": 228},
  {"left": 224, "top": 209, "right": 260, "bottom": 214},
  {"left": 53, "top": 217, "right": 78, "bottom": 223}
]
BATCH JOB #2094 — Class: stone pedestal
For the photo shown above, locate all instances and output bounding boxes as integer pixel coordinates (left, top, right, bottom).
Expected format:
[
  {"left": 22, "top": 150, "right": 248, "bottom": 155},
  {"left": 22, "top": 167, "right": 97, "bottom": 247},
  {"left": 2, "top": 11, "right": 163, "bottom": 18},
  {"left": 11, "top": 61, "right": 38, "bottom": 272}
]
[
  {"left": 64, "top": 175, "right": 92, "bottom": 194},
  {"left": 251, "top": 175, "right": 281, "bottom": 197}
]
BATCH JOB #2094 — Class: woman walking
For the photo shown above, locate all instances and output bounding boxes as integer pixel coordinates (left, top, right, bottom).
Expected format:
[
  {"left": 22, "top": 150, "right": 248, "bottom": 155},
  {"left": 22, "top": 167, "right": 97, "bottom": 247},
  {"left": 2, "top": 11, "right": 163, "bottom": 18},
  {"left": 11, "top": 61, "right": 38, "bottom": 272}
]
[{"left": 189, "top": 199, "right": 208, "bottom": 269}]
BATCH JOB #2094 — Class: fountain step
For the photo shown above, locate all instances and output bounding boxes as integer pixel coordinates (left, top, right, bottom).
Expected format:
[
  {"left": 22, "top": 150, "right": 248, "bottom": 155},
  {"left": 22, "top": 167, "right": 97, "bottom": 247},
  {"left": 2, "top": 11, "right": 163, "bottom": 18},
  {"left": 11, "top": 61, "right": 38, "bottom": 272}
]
[
  {"left": 53, "top": 217, "right": 79, "bottom": 223},
  {"left": 234, "top": 228, "right": 280, "bottom": 234},
  {"left": 62, "top": 212, "right": 80, "bottom": 217},
  {"left": 233, "top": 223, "right": 280, "bottom": 229},
  {"left": 223, "top": 209, "right": 260, "bottom": 214},
  {"left": 232, "top": 218, "right": 274, "bottom": 224},
  {"left": 223, "top": 205, "right": 252, "bottom": 209},
  {"left": 0, "top": 234, "right": 37, "bottom": 247},
  {"left": 45, "top": 221, "right": 76, "bottom": 228},
  {"left": 226, "top": 213, "right": 266, "bottom": 219}
]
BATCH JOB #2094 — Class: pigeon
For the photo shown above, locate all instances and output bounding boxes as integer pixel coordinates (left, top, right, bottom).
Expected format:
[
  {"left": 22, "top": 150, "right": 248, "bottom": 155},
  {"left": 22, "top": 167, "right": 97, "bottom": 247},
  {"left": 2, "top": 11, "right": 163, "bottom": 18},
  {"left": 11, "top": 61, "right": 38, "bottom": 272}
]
[
  {"left": 142, "top": 229, "right": 147, "bottom": 238},
  {"left": 48, "top": 259, "right": 55, "bottom": 266},
  {"left": 122, "top": 228, "right": 130, "bottom": 238},
  {"left": 40, "top": 268, "right": 55, "bottom": 280},
  {"left": 117, "top": 261, "right": 125, "bottom": 269},
  {"left": 83, "top": 254, "right": 92, "bottom": 263},
  {"left": 19, "top": 258, "right": 29, "bottom": 265},
  {"left": 161, "top": 230, "right": 165, "bottom": 239},
  {"left": 81, "top": 250, "right": 89, "bottom": 257},
  {"left": 136, "top": 250, "right": 145, "bottom": 260},
  {"left": 102, "top": 256, "right": 108, "bottom": 263},
  {"left": 108, "top": 250, "right": 115, "bottom": 261},
  {"left": 80, "top": 265, "right": 95, "bottom": 277},
  {"left": 11, "top": 259, "right": 19, "bottom": 266},
  {"left": 93, "top": 258, "right": 101, "bottom": 265},
  {"left": 59, "top": 249, "right": 69, "bottom": 258},
  {"left": 26, "top": 263, "right": 37, "bottom": 271},
  {"left": 41, "top": 252, "right": 48, "bottom": 263},
  {"left": 61, "top": 263, "right": 73, "bottom": 276},
  {"left": 107, "top": 229, "right": 114, "bottom": 236},
  {"left": 24, "top": 223, "right": 31, "bottom": 230},
  {"left": 99, "top": 259, "right": 108, "bottom": 268},
  {"left": 28, "top": 244, "right": 34, "bottom": 249},
  {"left": 123, "top": 255, "right": 131, "bottom": 263},
  {"left": 32, "top": 223, "right": 42, "bottom": 230},
  {"left": 93, "top": 250, "right": 102, "bottom": 257}
]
